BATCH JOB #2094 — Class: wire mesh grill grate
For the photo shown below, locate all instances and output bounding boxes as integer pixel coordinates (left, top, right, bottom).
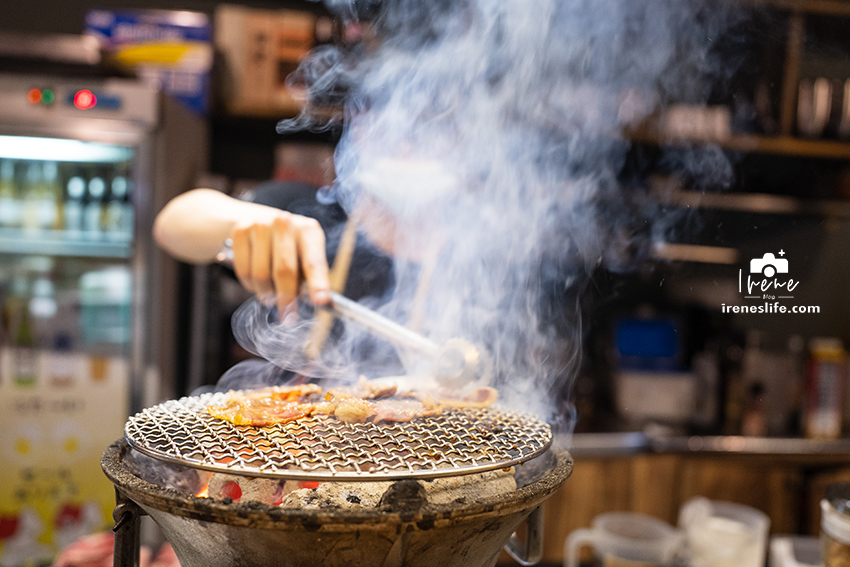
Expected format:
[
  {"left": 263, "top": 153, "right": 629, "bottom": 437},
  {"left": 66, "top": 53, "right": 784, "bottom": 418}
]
[{"left": 124, "top": 392, "right": 552, "bottom": 481}]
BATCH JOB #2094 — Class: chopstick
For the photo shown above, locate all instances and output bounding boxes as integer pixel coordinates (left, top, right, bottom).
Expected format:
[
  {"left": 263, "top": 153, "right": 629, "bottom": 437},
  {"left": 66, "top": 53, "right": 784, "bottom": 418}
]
[{"left": 304, "top": 214, "right": 359, "bottom": 360}]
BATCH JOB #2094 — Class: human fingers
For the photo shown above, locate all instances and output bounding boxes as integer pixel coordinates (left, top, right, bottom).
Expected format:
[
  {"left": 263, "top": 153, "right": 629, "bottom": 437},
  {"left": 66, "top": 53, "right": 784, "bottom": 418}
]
[
  {"left": 249, "top": 222, "right": 275, "bottom": 303},
  {"left": 139, "top": 546, "right": 153, "bottom": 567},
  {"left": 272, "top": 215, "right": 299, "bottom": 318},
  {"left": 230, "top": 224, "right": 254, "bottom": 294},
  {"left": 53, "top": 532, "right": 114, "bottom": 567},
  {"left": 295, "top": 216, "right": 330, "bottom": 305}
]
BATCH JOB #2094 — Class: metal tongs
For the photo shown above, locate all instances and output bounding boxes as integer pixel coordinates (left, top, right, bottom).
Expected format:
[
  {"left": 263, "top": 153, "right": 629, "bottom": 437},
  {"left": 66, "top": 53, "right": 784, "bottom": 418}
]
[
  {"left": 321, "top": 290, "right": 491, "bottom": 387},
  {"left": 216, "top": 238, "right": 491, "bottom": 388}
]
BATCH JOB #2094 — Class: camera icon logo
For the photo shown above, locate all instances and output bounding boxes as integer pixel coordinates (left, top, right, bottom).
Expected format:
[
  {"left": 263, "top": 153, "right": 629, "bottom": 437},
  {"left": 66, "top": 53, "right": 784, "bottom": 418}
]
[{"left": 750, "top": 252, "right": 788, "bottom": 278}]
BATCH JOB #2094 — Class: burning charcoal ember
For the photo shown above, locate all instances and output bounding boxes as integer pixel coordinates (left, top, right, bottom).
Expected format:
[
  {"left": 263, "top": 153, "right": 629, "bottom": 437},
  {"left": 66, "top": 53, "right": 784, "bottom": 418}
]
[
  {"left": 277, "top": 470, "right": 516, "bottom": 512},
  {"left": 419, "top": 469, "right": 516, "bottom": 505},
  {"left": 280, "top": 480, "right": 393, "bottom": 509},
  {"left": 207, "top": 473, "right": 286, "bottom": 505}
]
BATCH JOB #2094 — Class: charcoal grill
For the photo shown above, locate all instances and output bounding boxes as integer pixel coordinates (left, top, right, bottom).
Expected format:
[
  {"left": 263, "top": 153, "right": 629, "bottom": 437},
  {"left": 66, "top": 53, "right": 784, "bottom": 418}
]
[
  {"left": 104, "top": 392, "right": 572, "bottom": 567},
  {"left": 125, "top": 391, "right": 553, "bottom": 480}
]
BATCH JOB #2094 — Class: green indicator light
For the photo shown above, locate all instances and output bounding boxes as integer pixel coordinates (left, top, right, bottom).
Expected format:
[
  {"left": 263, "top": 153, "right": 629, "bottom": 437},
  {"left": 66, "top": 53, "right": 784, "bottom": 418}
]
[{"left": 41, "top": 89, "right": 55, "bottom": 105}]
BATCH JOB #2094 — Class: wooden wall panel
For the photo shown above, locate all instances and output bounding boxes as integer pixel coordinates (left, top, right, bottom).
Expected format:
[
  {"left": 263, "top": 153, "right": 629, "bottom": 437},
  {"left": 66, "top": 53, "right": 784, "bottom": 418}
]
[
  {"left": 629, "top": 454, "right": 681, "bottom": 524},
  {"left": 540, "top": 457, "right": 634, "bottom": 563},
  {"left": 677, "top": 457, "right": 802, "bottom": 534}
]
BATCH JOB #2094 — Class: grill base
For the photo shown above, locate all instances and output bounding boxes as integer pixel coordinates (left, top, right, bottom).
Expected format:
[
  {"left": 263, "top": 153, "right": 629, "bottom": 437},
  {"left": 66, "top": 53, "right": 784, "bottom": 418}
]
[
  {"left": 142, "top": 503, "right": 520, "bottom": 567},
  {"left": 102, "top": 439, "right": 572, "bottom": 567}
]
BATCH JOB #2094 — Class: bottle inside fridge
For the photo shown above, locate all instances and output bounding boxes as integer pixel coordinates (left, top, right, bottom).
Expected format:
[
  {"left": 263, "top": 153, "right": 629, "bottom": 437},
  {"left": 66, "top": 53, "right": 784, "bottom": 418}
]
[
  {"left": 0, "top": 137, "right": 135, "bottom": 392},
  {"left": 0, "top": 159, "right": 20, "bottom": 227}
]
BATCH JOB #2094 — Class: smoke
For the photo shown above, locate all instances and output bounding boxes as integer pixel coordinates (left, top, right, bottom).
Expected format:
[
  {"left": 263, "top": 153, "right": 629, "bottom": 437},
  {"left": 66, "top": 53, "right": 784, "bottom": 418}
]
[{"left": 228, "top": 0, "right": 745, "bottom": 428}]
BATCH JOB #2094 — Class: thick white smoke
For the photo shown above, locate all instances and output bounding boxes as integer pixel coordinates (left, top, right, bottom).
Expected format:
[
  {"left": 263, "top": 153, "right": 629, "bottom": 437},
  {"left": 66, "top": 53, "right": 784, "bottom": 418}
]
[{"left": 228, "top": 0, "right": 744, "bottom": 429}]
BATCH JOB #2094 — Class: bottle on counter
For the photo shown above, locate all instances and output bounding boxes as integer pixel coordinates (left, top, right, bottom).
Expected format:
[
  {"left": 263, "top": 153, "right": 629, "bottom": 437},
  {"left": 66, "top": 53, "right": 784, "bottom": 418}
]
[
  {"left": 691, "top": 341, "right": 722, "bottom": 433},
  {"left": 782, "top": 335, "right": 806, "bottom": 437},
  {"left": 738, "top": 331, "right": 767, "bottom": 437},
  {"left": 0, "top": 159, "right": 21, "bottom": 228},
  {"left": 742, "top": 382, "right": 767, "bottom": 437},
  {"left": 804, "top": 338, "right": 848, "bottom": 440}
]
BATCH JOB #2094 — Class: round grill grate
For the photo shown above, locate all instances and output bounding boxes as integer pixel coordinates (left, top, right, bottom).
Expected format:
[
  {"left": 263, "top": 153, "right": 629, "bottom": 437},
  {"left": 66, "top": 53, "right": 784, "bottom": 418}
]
[{"left": 124, "top": 391, "right": 552, "bottom": 481}]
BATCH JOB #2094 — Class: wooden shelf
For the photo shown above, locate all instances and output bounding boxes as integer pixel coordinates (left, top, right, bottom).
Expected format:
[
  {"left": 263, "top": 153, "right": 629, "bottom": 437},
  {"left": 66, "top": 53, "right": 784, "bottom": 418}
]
[
  {"left": 648, "top": 174, "right": 850, "bottom": 217},
  {"left": 651, "top": 434, "right": 850, "bottom": 459},
  {"left": 628, "top": 126, "right": 850, "bottom": 160},
  {"left": 0, "top": 228, "right": 132, "bottom": 258},
  {"left": 568, "top": 431, "right": 850, "bottom": 462},
  {"left": 663, "top": 188, "right": 850, "bottom": 217},
  {"left": 739, "top": 0, "right": 850, "bottom": 16}
]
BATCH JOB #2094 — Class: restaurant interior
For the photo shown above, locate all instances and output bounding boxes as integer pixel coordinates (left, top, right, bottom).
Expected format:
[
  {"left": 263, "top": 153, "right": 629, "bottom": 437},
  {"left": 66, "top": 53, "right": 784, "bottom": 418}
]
[{"left": 2, "top": 0, "right": 850, "bottom": 566}]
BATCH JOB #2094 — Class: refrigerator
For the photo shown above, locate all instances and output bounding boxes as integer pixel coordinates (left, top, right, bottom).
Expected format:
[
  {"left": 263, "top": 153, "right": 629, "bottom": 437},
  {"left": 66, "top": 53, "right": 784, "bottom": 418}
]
[{"left": 0, "top": 70, "right": 207, "bottom": 565}]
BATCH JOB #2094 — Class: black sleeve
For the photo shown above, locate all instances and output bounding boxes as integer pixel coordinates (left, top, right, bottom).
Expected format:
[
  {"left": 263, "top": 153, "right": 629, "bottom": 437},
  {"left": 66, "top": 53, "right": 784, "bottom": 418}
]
[{"left": 243, "top": 180, "right": 347, "bottom": 232}]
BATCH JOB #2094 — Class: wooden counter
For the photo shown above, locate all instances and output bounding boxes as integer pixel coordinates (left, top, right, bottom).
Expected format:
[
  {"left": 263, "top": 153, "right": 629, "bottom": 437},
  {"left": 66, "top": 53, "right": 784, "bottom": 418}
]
[{"left": 500, "top": 437, "right": 850, "bottom": 565}]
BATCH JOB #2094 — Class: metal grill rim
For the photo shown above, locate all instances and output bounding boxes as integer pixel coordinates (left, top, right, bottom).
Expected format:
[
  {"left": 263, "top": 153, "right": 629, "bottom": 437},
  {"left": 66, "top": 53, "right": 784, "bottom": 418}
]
[{"left": 124, "top": 391, "right": 552, "bottom": 481}]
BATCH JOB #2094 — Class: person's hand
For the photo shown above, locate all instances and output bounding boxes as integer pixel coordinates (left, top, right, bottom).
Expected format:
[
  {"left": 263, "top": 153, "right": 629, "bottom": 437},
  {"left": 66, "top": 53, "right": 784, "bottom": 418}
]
[
  {"left": 230, "top": 210, "right": 330, "bottom": 319},
  {"left": 52, "top": 532, "right": 125, "bottom": 567},
  {"left": 153, "top": 189, "right": 331, "bottom": 318},
  {"left": 51, "top": 532, "right": 178, "bottom": 567}
]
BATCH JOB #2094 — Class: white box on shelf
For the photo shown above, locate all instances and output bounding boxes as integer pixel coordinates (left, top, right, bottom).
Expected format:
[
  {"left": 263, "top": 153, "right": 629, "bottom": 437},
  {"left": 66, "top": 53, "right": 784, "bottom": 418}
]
[
  {"left": 215, "top": 4, "right": 316, "bottom": 116},
  {"left": 615, "top": 370, "right": 697, "bottom": 425}
]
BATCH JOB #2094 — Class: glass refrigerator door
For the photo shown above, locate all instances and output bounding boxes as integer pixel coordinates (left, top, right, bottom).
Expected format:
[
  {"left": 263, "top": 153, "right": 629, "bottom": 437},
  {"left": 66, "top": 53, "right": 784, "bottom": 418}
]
[{"left": 0, "top": 134, "right": 135, "bottom": 565}]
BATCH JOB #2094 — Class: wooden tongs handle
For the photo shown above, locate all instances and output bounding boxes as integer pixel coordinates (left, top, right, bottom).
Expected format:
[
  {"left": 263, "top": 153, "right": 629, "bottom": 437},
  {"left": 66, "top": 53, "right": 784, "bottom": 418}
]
[{"left": 304, "top": 216, "right": 359, "bottom": 359}]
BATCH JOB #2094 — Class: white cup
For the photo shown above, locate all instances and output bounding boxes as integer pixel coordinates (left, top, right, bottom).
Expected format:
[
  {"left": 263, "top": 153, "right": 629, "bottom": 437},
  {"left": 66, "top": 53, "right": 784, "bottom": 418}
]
[
  {"left": 564, "top": 512, "right": 682, "bottom": 567},
  {"left": 679, "top": 497, "right": 770, "bottom": 567}
]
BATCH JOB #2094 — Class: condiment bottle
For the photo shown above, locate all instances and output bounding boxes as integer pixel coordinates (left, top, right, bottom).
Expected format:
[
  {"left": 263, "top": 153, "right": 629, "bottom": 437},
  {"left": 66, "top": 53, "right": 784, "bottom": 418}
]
[{"left": 804, "top": 338, "right": 848, "bottom": 440}]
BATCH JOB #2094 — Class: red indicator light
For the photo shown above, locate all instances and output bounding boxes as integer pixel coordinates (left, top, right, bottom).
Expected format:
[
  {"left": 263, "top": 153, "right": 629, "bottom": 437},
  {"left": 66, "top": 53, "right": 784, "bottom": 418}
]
[
  {"left": 73, "top": 90, "right": 97, "bottom": 110},
  {"left": 27, "top": 89, "right": 42, "bottom": 104}
]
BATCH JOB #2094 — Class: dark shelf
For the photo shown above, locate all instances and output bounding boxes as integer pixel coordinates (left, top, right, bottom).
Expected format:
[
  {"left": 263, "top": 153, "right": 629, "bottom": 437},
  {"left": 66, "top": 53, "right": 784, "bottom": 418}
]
[
  {"left": 628, "top": 126, "right": 850, "bottom": 160},
  {"left": 741, "top": 0, "right": 850, "bottom": 16},
  {"left": 209, "top": 113, "right": 340, "bottom": 181}
]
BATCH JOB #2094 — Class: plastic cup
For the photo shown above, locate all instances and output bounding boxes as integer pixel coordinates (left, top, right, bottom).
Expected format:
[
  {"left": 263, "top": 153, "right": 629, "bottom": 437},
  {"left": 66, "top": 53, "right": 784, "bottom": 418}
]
[
  {"left": 679, "top": 497, "right": 770, "bottom": 567},
  {"left": 564, "top": 512, "right": 682, "bottom": 567}
]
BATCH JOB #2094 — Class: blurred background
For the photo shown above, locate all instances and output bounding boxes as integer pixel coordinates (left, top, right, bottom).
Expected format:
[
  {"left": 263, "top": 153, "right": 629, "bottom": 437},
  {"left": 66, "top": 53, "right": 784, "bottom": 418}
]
[{"left": 1, "top": 0, "right": 850, "bottom": 566}]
